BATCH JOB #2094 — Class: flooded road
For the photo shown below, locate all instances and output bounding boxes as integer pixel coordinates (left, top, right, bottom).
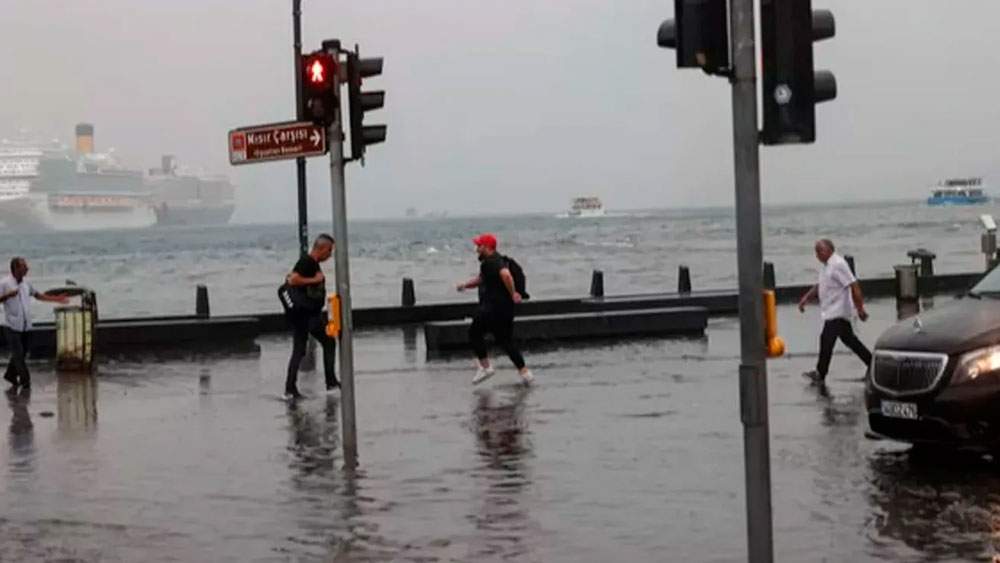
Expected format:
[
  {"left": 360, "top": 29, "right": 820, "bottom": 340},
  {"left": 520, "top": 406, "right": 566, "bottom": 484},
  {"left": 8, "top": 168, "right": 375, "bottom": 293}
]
[{"left": 1, "top": 299, "right": 999, "bottom": 561}]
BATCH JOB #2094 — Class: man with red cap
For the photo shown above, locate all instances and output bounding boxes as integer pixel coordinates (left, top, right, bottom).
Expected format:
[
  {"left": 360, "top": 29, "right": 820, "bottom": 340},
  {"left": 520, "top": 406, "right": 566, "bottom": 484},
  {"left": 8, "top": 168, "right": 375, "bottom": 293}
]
[{"left": 457, "top": 233, "right": 533, "bottom": 385}]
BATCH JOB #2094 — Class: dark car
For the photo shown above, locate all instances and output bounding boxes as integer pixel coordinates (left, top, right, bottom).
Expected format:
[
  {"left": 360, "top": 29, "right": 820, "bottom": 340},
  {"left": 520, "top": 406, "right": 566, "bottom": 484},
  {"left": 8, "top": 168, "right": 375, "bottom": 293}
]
[{"left": 866, "top": 269, "right": 1000, "bottom": 452}]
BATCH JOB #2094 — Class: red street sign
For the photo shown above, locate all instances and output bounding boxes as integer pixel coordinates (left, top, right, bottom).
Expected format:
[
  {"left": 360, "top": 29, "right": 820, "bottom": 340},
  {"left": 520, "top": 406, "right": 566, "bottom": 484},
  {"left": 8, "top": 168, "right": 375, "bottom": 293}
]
[{"left": 228, "top": 121, "right": 327, "bottom": 165}]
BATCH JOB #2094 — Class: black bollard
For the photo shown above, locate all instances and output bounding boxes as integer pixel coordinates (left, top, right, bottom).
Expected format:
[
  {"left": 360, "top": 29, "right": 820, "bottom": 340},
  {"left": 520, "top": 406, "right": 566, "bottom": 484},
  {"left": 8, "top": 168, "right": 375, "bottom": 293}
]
[
  {"left": 195, "top": 285, "right": 210, "bottom": 318},
  {"left": 762, "top": 262, "right": 775, "bottom": 290},
  {"left": 590, "top": 270, "right": 604, "bottom": 298},
  {"left": 678, "top": 265, "right": 692, "bottom": 294},
  {"left": 920, "top": 256, "right": 934, "bottom": 277},
  {"left": 401, "top": 277, "right": 416, "bottom": 307},
  {"left": 907, "top": 248, "right": 936, "bottom": 277}
]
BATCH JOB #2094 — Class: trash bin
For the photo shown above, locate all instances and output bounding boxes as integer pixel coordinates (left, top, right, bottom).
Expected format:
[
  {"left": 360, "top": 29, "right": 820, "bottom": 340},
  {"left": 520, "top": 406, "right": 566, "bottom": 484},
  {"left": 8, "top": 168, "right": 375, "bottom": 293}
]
[
  {"left": 894, "top": 265, "right": 918, "bottom": 301},
  {"left": 53, "top": 287, "right": 97, "bottom": 372}
]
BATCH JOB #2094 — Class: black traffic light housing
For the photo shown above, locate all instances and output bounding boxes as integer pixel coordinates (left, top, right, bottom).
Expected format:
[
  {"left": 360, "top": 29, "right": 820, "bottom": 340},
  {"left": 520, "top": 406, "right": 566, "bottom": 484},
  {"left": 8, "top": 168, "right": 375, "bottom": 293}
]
[
  {"left": 346, "top": 49, "right": 387, "bottom": 163},
  {"left": 761, "top": 0, "right": 837, "bottom": 145},
  {"left": 300, "top": 50, "right": 339, "bottom": 126},
  {"left": 656, "top": 0, "right": 729, "bottom": 76}
]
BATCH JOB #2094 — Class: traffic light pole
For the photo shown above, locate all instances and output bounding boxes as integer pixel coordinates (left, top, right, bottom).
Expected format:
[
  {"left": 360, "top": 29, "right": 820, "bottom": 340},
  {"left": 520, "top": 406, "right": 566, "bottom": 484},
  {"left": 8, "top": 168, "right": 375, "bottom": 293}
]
[
  {"left": 328, "top": 68, "right": 359, "bottom": 468},
  {"left": 292, "top": 0, "right": 309, "bottom": 255},
  {"left": 730, "top": 0, "right": 774, "bottom": 561}
]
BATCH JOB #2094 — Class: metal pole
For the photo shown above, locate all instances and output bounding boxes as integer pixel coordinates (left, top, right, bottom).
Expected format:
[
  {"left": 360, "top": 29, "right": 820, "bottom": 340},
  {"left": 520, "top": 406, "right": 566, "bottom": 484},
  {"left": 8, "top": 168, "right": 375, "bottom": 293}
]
[
  {"left": 328, "top": 63, "right": 358, "bottom": 467},
  {"left": 292, "top": 0, "right": 309, "bottom": 255},
  {"left": 292, "top": 0, "right": 317, "bottom": 371},
  {"left": 729, "top": 0, "right": 774, "bottom": 560}
]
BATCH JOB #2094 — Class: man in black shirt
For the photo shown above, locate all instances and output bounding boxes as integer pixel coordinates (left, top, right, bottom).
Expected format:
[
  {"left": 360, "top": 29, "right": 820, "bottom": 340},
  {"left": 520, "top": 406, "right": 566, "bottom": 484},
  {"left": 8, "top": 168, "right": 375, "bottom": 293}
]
[
  {"left": 285, "top": 234, "right": 339, "bottom": 399},
  {"left": 457, "top": 233, "right": 533, "bottom": 385}
]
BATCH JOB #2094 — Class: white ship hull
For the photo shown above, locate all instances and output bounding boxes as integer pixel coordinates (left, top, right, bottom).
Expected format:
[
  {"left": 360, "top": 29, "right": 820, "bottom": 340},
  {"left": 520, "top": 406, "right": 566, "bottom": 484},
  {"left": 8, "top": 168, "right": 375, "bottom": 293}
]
[
  {"left": 567, "top": 207, "right": 606, "bottom": 218},
  {"left": 0, "top": 193, "right": 157, "bottom": 232}
]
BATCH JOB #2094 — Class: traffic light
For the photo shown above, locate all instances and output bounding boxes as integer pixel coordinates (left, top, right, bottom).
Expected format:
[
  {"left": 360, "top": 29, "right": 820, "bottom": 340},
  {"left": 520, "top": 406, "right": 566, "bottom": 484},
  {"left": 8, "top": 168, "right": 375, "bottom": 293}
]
[
  {"left": 346, "top": 51, "right": 386, "bottom": 162},
  {"left": 656, "top": 0, "right": 729, "bottom": 76},
  {"left": 300, "top": 50, "right": 338, "bottom": 126},
  {"left": 760, "top": 0, "right": 837, "bottom": 145}
]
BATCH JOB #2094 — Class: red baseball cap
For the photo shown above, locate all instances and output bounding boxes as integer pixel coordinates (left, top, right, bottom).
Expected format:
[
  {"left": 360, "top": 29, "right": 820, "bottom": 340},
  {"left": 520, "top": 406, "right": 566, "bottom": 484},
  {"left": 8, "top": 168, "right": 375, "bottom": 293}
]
[{"left": 472, "top": 233, "right": 497, "bottom": 250}]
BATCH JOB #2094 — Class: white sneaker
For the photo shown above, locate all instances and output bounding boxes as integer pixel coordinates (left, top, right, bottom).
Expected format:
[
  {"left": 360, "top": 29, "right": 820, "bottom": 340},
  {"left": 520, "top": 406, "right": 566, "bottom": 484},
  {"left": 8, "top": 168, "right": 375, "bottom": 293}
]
[
  {"left": 519, "top": 370, "right": 534, "bottom": 385},
  {"left": 472, "top": 365, "right": 495, "bottom": 385}
]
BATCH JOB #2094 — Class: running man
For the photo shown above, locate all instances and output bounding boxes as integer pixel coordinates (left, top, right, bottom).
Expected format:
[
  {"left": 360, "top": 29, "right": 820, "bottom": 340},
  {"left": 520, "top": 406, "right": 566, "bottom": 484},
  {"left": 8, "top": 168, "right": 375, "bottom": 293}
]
[
  {"left": 457, "top": 233, "right": 533, "bottom": 385},
  {"left": 798, "top": 239, "right": 872, "bottom": 384},
  {"left": 1, "top": 257, "right": 69, "bottom": 389}
]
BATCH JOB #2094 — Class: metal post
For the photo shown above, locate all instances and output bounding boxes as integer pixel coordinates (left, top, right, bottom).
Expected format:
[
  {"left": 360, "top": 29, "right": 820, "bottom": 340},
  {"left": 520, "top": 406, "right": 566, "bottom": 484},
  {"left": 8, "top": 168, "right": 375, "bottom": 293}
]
[
  {"left": 292, "top": 0, "right": 309, "bottom": 255},
  {"left": 730, "top": 0, "right": 773, "bottom": 561},
  {"left": 292, "top": 0, "right": 317, "bottom": 368},
  {"left": 328, "top": 60, "right": 358, "bottom": 467}
]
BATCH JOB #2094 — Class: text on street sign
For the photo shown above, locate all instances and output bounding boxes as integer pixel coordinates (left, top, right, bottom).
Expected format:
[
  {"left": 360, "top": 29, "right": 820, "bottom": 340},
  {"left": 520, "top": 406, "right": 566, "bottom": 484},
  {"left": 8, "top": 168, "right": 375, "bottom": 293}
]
[{"left": 228, "top": 121, "right": 327, "bottom": 165}]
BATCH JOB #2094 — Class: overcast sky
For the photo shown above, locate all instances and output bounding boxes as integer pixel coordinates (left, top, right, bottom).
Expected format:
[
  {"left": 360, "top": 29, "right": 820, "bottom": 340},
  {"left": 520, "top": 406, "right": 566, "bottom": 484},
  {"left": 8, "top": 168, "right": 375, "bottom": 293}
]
[{"left": 2, "top": 0, "right": 998, "bottom": 222}]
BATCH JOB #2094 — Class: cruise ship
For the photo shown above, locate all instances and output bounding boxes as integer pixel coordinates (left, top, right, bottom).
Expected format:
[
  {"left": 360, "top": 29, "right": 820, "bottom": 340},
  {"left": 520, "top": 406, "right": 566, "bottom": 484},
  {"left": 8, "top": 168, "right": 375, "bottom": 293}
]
[
  {"left": 0, "top": 124, "right": 235, "bottom": 231},
  {"left": 148, "top": 155, "right": 236, "bottom": 226}
]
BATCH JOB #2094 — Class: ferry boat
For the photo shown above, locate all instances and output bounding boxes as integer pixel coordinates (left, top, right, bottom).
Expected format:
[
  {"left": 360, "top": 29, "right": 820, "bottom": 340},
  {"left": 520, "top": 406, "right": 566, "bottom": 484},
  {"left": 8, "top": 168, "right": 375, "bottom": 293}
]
[
  {"left": 927, "top": 178, "right": 989, "bottom": 206},
  {"left": 567, "top": 196, "right": 605, "bottom": 218}
]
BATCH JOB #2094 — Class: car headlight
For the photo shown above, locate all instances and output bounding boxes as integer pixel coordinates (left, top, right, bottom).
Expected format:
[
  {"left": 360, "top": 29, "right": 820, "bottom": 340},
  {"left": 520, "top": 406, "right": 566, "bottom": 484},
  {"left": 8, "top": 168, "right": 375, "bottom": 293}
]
[{"left": 952, "top": 345, "right": 1000, "bottom": 384}]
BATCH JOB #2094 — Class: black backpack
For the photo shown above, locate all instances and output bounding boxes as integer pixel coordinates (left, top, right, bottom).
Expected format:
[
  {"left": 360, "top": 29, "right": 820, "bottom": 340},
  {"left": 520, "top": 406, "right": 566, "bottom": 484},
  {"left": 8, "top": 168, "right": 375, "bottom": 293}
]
[
  {"left": 278, "top": 282, "right": 324, "bottom": 316},
  {"left": 502, "top": 255, "right": 530, "bottom": 300}
]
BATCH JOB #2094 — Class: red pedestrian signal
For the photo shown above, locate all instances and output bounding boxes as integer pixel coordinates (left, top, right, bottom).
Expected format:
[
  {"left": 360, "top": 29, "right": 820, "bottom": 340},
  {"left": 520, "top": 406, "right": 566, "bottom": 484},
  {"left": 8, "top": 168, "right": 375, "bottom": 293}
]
[
  {"left": 300, "top": 51, "right": 338, "bottom": 125},
  {"left": 309, "top": 59, "right": 326, "bottom": 84}
]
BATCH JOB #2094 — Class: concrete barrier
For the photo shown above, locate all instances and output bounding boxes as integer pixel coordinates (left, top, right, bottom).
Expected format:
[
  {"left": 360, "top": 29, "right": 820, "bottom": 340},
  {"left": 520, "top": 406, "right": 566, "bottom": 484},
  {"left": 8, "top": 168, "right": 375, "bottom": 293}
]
[
  {"left": 424, "top": 306, "right": 709, "bottom": 352},
  {"left": 8, "top": 317, "right": 261, "bottom": 359},
  {"left": 0, "top": 270, "right": 981, "bottom": 359},
  {"left": 230, "top": 270, "right": 987, "bottom": 335}
]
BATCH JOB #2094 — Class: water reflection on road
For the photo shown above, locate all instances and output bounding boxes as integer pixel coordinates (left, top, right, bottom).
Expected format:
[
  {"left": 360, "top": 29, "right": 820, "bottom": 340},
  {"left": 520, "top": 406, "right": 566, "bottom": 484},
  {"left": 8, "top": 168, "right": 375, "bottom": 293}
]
[
  {"left": 2, "top": 301, "right": 1000, "bottom": 561},
  {"left": 468, "top": 385, "right": 535, "bottom": 561}
]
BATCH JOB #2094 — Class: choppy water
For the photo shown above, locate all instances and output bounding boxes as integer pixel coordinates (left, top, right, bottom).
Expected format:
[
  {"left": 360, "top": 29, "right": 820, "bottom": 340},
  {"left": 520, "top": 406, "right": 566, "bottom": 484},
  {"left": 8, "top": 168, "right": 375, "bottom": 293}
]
[{"left": 2, "top": 200, "right": 996, "bottom": 321}]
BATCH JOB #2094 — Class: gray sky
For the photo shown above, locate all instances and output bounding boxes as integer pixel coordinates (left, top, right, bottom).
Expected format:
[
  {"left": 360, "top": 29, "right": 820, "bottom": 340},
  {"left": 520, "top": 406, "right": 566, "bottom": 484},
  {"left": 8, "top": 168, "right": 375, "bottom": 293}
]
[{"left": 2, "top": 0, "right": 998, "bottom": 221}]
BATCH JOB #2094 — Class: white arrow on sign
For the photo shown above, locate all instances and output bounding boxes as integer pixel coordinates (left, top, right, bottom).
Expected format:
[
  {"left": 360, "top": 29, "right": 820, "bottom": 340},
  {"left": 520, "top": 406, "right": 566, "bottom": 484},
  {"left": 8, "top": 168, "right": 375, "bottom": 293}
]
[{"left": 310, "top": 130, "right": 322, "bottom": 148}]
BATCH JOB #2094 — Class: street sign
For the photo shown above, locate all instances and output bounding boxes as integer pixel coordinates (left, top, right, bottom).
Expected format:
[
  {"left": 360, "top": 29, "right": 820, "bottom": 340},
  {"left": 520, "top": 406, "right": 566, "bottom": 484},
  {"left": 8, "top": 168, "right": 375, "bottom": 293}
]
[{"left": 228, "top": 121, "right": 327, "bottom": 165}]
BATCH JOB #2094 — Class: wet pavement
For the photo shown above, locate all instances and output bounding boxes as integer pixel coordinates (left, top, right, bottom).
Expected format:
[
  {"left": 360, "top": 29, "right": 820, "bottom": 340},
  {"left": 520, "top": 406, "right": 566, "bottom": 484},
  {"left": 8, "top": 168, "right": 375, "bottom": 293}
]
[{"left": 2, "top": 298, "right": 1000, "bottom": 562}]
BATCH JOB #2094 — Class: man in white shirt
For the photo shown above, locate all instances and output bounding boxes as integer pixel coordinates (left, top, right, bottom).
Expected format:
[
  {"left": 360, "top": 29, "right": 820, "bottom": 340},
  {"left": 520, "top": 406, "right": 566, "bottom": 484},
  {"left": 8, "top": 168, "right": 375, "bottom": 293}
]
[
  {"left": 797, "top": 239, "right": 872, "bottom": 384},
  {"left": 1, "top": 257, "right": 68, "bottom": 389}
]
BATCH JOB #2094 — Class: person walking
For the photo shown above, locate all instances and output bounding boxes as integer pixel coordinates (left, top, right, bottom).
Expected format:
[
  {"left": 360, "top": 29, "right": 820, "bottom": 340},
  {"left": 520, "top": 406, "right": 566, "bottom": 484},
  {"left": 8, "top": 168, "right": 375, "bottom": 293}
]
[
  {"left": 457, "top": 233, "right": 533, "bottom": 386},
  {"left": 798, "top": 239, "right": 872, "bottom": 384},
  {"left": 284, "top": 234, "right": 340, "bottom": 399},
  {"left": 1, "top": 257, "right": 68, "bottom": 389}
]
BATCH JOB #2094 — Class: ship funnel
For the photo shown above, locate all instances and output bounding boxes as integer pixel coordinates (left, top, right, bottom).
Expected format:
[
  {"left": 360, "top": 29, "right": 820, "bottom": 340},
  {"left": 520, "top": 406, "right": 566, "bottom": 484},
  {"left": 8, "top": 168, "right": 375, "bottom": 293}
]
[
  {"left": 161, "top": 155, "right": 176, "bottom": 175},
  {"left": 75, "top": 123, "right": 94, "bottom": 154}
]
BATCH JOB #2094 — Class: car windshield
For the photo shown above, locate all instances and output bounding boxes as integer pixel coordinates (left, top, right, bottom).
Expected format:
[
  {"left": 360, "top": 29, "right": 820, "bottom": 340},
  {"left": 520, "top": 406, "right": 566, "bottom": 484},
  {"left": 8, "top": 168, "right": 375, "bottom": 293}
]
[{"left": 970, "top": 268, "right": 1000, "bottom": 294}]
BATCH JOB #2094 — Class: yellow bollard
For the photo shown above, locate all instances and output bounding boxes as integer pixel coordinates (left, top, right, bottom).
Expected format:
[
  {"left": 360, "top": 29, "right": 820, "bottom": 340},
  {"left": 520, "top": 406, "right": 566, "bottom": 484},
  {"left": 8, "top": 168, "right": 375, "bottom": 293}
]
[
  {"left": 326, "top": 293, "right": 341, "bottom": 338},
  {"left": 764, "top": 289, "right": 785, "bottom": 358}
]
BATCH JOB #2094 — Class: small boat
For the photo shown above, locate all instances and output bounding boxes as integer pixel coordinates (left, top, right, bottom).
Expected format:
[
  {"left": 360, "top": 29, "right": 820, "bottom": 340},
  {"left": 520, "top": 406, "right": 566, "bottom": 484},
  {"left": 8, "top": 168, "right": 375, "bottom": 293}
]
[
  {"left": 566, "top": 196, "right": 605, "bottom": 218},
  {"left": 927, "top": 178, "right": 989, "bottom": 205}
]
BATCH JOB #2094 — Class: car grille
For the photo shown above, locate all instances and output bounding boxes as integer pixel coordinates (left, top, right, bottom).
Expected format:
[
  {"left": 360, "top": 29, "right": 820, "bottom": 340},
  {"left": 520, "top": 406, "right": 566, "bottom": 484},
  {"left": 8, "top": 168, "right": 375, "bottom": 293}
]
[{"left": 872, "top": 351, "right": 948, "bottom": 395}]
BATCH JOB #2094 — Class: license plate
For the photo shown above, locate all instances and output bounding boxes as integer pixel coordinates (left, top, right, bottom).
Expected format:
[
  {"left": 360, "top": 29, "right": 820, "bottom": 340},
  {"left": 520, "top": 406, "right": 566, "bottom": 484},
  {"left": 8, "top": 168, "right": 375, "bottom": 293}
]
[{"left": 881, "top": 400, "right": 918, "bottom": 420}]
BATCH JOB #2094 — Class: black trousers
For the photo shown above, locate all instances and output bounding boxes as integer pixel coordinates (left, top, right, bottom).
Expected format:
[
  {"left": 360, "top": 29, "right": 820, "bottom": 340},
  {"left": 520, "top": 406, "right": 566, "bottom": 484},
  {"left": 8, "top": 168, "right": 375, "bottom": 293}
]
[
  {"left": 3, "top": 328, "right": 30, "bottom": 385},
  {"left": 469, "top": 306, "right": 526, "bottom": 370},
  {"left": 817, "top": 318, "right": 872, "bottom": 377},
  {"left": 286, "top": 312, "right": 338, "bottom": 391}
]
